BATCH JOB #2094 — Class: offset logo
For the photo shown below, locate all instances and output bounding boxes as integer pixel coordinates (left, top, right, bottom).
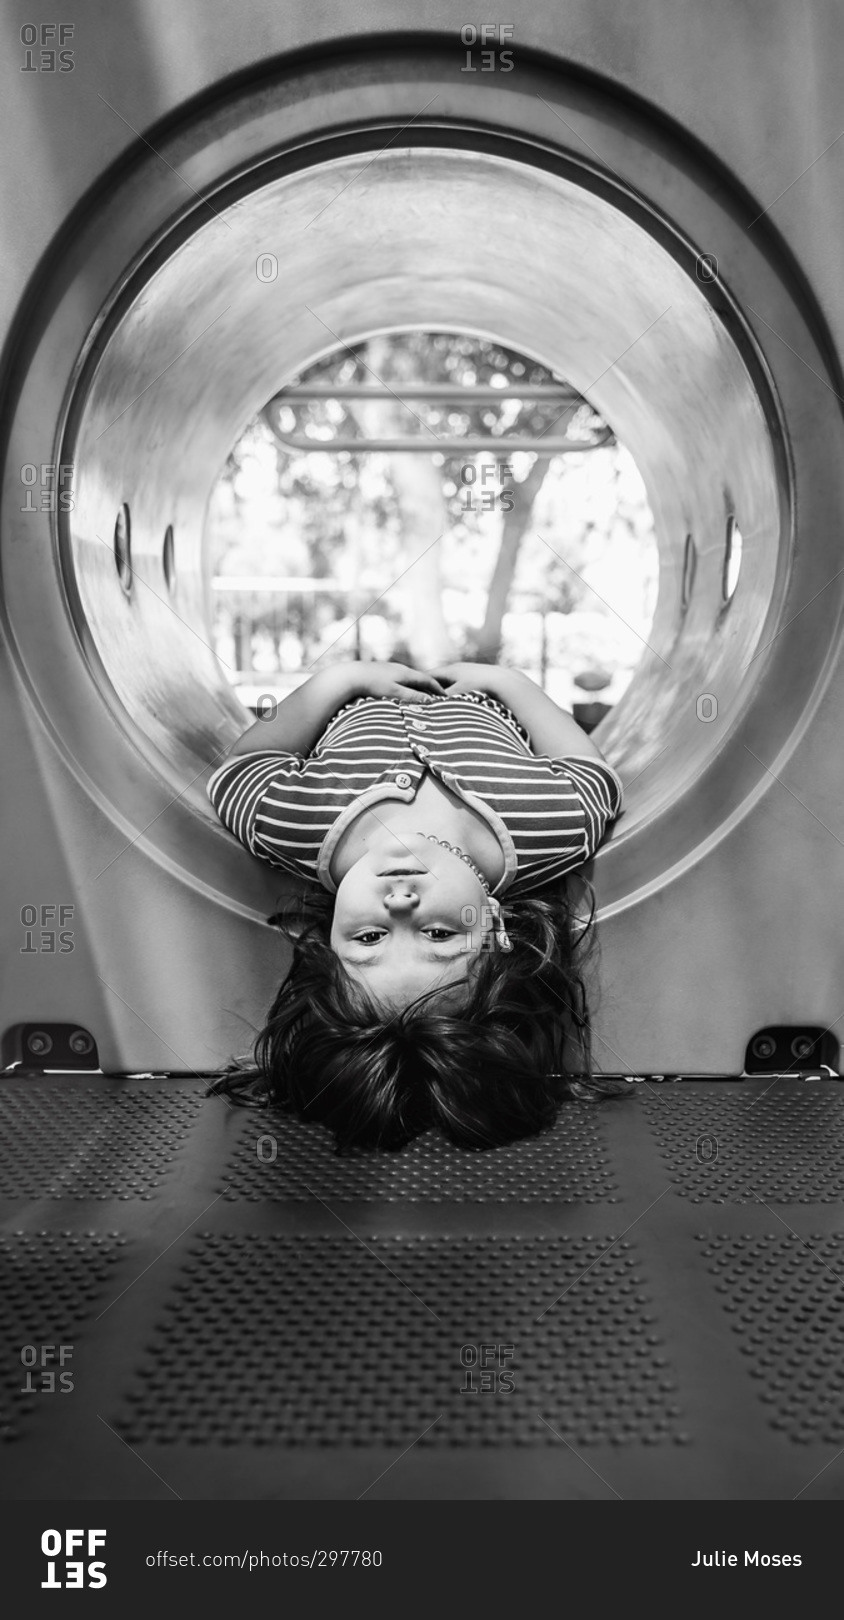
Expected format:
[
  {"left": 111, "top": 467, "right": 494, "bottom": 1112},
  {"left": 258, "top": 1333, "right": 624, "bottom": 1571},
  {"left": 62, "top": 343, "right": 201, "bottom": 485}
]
[
  {"left": 21, "top": 1344, "right": 74, "bottom": 1392},
  {"left": 41, "top": 1530, "right": 106, "bottom": 1589},
  {"left": 20, "top": 24, "right": 75, "bottom": 70}
]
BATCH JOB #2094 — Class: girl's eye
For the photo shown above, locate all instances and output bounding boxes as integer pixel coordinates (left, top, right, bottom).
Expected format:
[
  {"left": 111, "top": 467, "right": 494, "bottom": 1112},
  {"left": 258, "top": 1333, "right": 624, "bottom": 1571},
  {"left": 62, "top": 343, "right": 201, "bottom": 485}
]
[{"left": 352, "top": 928, "right": 457, "bottom": 944}]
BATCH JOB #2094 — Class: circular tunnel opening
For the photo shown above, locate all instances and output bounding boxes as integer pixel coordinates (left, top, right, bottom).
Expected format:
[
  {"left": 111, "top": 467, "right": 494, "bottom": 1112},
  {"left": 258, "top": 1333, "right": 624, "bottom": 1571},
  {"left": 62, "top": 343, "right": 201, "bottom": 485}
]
[
  {"left": 57, "top": 139, "right": 786, "bottom": 911},
  {"left": 205, "top": 329, "right": 659, "bottom": 730}
]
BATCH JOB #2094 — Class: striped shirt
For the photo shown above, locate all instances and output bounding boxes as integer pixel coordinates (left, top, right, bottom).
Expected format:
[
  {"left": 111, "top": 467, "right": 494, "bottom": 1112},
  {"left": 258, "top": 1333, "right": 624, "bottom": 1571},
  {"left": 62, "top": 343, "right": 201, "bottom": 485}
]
[{"left": 206, "top": 689, "right": 624, "bottom": 899}]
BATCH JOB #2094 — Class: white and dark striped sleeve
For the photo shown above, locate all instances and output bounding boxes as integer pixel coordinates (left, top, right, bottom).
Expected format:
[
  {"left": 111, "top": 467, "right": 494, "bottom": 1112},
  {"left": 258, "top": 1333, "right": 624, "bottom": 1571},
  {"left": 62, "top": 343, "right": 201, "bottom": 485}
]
[
  {"left": 545, "top": 754, "right": 624, "bottom": 861},
  {"left": 205, "top": 750, "right": 308, "bottom": 856}
]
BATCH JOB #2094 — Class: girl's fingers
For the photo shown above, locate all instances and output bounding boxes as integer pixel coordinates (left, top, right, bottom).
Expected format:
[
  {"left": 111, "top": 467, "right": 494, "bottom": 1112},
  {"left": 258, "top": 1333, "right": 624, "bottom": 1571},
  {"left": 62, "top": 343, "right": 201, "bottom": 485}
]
[
  {"left": 405, "top": 674, "right": 446, "bottom": 693},
  {"left": 395, "top": 685, "right": 440, "bottom": 702}
]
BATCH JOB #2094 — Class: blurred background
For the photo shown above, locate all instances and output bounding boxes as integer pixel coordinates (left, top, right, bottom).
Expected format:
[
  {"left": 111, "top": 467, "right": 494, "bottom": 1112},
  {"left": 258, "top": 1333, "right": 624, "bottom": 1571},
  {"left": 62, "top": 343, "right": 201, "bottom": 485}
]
[{"left": 205, "top": 330, "right": 658, "bottom": 733}]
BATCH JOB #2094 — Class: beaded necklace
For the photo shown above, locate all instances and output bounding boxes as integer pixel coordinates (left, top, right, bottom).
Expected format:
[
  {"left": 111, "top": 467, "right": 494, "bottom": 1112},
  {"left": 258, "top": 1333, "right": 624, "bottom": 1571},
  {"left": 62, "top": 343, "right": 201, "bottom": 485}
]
[{"left": 421, "top": 834, "right": 492, "bottom": 895}]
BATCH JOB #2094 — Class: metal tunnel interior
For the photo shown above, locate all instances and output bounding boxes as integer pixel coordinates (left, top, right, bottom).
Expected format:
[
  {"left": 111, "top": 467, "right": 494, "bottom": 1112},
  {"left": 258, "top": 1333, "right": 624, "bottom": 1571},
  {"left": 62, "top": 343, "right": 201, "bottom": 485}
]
[
  {"left": 32, "top": 128, "right": 841, "bottom": 924},
  {"left": 5, "top": 26, "right": 844, "bottom": 1513},
  {"left": 7, "top": 56, "right": 844, "bottom": 940},
  {"left": 64, "top": 143, "right": 786, "bottom": 909}
]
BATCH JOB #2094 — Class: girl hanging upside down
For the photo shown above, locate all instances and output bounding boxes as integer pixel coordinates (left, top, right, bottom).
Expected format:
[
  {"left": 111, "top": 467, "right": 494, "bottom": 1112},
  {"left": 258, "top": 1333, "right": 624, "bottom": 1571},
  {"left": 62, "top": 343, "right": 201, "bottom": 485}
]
[{"left": 206, "top": 660, "right": 625, "bottom": 1152}]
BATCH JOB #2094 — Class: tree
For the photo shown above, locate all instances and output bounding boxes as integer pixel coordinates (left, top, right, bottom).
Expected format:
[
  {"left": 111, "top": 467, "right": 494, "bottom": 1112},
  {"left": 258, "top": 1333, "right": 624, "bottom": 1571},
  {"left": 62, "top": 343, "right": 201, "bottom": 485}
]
[{"left": 343, "top": 334, "right": 452, "bottom": 664}]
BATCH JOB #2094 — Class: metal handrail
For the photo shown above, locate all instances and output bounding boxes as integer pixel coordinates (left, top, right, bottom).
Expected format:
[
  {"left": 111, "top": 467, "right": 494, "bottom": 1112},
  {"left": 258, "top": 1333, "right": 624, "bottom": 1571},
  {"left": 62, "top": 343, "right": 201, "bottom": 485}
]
[
  {"left": 273, "top": 384, "right": 585, "bottom": 401},
  {"left": 266, "top": 381, "right": 614, "bottom": 454},
  {"left": 270, "top": 432, "right": 612, "bottom": 453}
]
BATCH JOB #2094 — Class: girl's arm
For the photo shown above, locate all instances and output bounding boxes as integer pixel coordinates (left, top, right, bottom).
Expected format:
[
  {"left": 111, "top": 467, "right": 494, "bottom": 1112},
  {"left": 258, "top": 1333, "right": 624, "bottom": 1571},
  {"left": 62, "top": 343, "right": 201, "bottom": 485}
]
[
  {"left": 491, "top": 668, "right": 607, "bottom": 761},
  {"left": 429, "top": 662, "right": 607, "bottom": 762},
  {"left": 223, "top": 663, "right": 445, "bottom": 759}
]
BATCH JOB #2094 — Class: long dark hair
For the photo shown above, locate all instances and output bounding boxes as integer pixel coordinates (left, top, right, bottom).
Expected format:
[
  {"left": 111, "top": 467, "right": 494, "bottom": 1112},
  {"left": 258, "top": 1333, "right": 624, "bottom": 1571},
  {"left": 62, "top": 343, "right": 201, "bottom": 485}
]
[{"left": 210, "top": 876, "right": 629, "bottom": 1152}]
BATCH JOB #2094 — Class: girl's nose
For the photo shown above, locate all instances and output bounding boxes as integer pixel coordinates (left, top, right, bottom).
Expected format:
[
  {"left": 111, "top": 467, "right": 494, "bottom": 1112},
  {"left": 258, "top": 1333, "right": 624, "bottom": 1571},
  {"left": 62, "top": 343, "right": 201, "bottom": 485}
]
[{"left": 384, "top": 887, "right": 419, "bottom": 912}]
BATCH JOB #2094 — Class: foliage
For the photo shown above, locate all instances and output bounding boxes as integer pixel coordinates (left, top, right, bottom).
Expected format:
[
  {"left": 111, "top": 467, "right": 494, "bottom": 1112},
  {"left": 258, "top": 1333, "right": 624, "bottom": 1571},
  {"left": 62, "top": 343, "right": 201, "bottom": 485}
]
[{"left": 205, "top": 331, "right": 657, "bottom": 697}]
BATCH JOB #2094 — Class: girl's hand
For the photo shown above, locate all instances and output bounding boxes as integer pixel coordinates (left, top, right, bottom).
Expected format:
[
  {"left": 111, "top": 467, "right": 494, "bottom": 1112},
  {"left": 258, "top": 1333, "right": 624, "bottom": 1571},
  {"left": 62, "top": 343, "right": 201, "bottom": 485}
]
[
  {"left": 352, "top": 662, "right": 447, "bottom": 702},
  {"left": 427, "top": 662, "right": 513, "bottom": 697}
]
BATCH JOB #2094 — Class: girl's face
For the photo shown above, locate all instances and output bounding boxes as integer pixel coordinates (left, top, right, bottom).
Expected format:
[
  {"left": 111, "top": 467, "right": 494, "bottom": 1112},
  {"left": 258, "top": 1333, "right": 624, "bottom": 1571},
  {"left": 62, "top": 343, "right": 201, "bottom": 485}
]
[{"left": 329, "top": 829, "right": 496, "bottom": 1010}]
